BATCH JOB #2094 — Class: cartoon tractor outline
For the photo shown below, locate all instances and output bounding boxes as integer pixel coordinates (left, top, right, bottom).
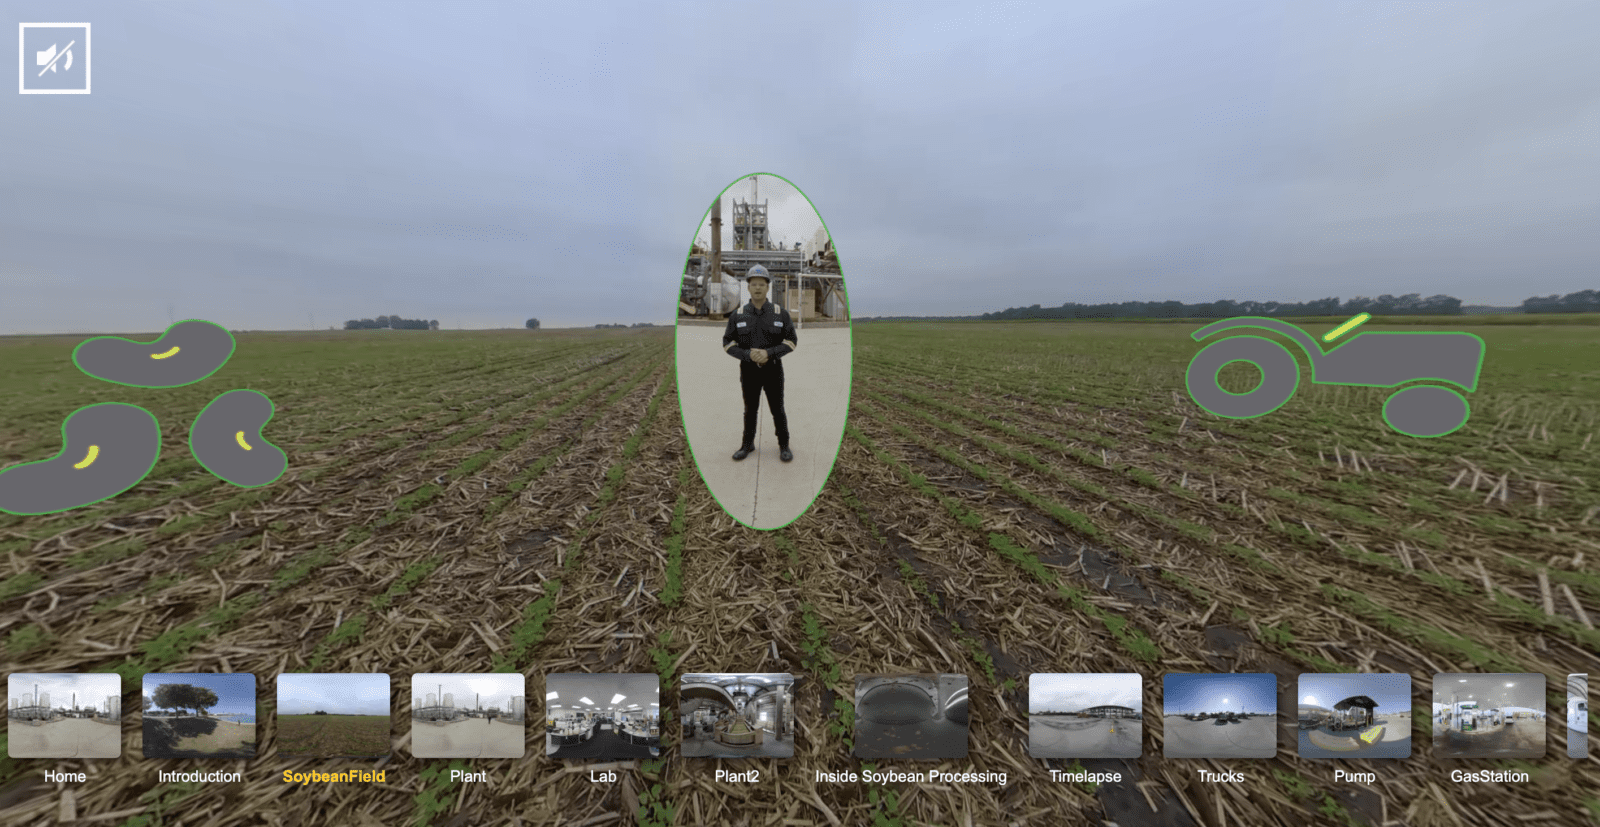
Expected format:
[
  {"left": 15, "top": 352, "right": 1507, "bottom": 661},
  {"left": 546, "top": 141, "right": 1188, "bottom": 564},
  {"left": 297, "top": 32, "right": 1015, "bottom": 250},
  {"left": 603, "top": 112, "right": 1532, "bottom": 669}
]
[{"left": 1185, "top": 315, "right": 1485, "bottom": 438}]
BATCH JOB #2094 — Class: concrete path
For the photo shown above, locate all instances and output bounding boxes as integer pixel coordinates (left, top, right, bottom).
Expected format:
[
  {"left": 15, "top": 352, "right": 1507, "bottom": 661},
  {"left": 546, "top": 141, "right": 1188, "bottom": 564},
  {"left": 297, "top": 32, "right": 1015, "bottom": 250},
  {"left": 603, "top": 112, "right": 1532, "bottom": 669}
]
[
  {"left": 8, "top": 718, "right": 120, "bottom": 758},
  {"left": 675, "top": 325, "right": 851, "bottom": 529},
  {"left": 411, "top": 718, "right": 524, "bottom": 758}
]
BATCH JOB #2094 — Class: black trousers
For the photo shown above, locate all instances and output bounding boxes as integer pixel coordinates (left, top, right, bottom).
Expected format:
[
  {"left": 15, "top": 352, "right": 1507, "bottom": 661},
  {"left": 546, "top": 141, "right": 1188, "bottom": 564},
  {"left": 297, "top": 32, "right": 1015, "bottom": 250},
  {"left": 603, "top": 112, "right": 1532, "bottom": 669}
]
[{"left": 740, "top": 359, "right": 789, "bottom": 448}]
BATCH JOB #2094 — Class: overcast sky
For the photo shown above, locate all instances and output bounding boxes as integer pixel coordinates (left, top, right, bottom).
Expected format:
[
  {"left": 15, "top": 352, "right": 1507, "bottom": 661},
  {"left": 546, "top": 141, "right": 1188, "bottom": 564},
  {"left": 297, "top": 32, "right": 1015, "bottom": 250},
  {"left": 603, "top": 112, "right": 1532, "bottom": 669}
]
[
  {"left": 4, "top": 1, "right": 1596, "bottom": 332},
  {"left": 10, "top": 673, "right": 119, "bottom": 707},
  {"left": 413, "top": 673, "right": 524, "bottom": 708},
  {"left": 1031, "top": 673, "right": 1140, "bottom": 712},
  {"left": 278, "top": 673, "right": 389, "bottom": 715}
]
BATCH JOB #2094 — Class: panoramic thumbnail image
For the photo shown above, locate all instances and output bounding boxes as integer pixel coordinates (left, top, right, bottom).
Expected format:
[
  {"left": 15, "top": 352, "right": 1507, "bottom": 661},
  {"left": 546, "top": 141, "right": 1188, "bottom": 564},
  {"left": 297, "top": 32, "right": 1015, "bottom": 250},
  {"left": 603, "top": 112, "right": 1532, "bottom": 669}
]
[
  {"left": 7, "top": 673, "right": 121, "bottom": 759},
  {"left": 142, "top": 673, "right": 256, "bottom": 759},
  {"left": 854, "top": 674, "right": 968, "bottom": 760},
  {"left": 679, "top": 673, "right": 794, "bottom": 759},
  {"left": 545, "top": 673, "right": 662, "bottom": 760},
  {"left": 1163, "top": 673, "right": 1276, "bottom": 759},
  {"left": 1433, "top": 673, "right": 1546, "bottom": 758},
  {"left": 410, "top": 673, "right": 526, "bottom": 759},
  {"left": 1297, "top": 673, "right": 1411, "bottom": 759},
  {"left": 276, "top": 673, "right": 391, "bottom": 758},
  {"left": 1028, "top": 673, "right": 1142, "bottom": 759},
  {"left": 1570, "top": 674, "right": 1589, "bottom": 760}
]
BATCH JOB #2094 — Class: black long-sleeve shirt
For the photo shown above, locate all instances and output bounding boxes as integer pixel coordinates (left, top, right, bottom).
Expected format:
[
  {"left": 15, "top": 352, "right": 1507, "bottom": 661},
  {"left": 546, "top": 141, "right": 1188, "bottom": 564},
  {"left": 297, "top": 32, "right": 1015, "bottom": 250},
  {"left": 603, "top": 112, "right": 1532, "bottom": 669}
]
[{"left": 722, "top": 300, "right": 798, "bottom": 362}]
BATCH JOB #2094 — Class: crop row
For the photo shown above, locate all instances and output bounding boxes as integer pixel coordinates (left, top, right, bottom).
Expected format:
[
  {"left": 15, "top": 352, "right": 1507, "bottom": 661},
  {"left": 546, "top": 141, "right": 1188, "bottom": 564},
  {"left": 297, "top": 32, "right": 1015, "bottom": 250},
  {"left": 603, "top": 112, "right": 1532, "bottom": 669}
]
[
  {"left": 852, "top": 361, "right": 1590, "bottom": 683},
  {"left": 6, "top": 353, "right": 668, "bottom": 688},
  {"left": 863, "top": 356, "right": 1600, "bottom": 608}
]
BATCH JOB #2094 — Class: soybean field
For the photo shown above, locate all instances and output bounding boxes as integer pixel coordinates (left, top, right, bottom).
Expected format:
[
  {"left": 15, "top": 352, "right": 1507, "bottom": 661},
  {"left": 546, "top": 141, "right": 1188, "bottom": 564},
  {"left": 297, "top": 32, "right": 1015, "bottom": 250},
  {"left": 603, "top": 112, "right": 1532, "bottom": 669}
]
[{"left": 0, "top": 321, "right": 1597, "bottom": 826}]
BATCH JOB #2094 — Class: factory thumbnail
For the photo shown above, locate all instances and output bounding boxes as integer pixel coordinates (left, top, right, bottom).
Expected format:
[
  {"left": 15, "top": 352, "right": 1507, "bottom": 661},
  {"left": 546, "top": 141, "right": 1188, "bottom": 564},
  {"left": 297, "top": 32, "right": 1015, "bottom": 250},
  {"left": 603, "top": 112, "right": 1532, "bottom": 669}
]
[{"left": 680, "top": 673, "right": 795, "bottom": 759}]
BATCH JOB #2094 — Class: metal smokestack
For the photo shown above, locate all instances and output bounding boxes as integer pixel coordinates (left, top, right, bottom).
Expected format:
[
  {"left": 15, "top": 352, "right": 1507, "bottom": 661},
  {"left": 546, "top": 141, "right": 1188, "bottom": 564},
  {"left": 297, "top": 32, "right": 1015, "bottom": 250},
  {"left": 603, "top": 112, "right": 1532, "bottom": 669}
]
[{"left": 710, "top": 196, "right": 722, "bottom": 285}]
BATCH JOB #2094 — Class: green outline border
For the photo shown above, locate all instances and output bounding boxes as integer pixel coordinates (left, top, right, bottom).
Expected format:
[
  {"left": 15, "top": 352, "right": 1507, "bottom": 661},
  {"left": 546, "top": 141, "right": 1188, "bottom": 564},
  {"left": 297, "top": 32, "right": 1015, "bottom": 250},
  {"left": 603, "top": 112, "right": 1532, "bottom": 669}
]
[
  {"left": 1213, "top": 358, "right": 1266, "bottom": 397},
  {"left": 188, "top": 389, "right": 288, "bottom": 489},
  {"left": 1189, "top": 316, "right": 1487, "bottom": 435},
  {"left": 673, "top": 172, "right": 852, "bottom": 532},
  {"left": 71, "top": 319, "right": 238, "bottom": 389},
  {"left": 1191, "top": 316, "right": 1486, "bottom": 391},
  {"left": 0, "top": 403, "right": 163, "bottom": 515},
  {"left": 1382, "top": 385, "right": 1471, "bottom": 438},
  {"left": 1184, "top": 335, "right": 1300, "bottom": 419}
]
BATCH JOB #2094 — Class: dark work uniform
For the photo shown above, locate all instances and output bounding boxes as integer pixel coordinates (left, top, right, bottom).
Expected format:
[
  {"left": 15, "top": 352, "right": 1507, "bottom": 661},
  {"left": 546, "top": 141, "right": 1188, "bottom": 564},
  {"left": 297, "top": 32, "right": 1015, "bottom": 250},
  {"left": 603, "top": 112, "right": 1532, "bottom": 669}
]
[{"left": 722, "top": 300, "right": 798, "bottom": 448}]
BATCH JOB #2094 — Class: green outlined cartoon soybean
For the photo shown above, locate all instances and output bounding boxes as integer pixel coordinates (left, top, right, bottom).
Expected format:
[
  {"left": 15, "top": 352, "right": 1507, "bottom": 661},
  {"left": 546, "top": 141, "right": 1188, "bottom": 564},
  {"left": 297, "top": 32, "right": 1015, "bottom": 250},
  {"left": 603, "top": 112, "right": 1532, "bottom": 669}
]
[
  {"left": 1185, "top": 315, "right": 1484, "bottom": 438},
  {"left": 0, "top": 320, "right": 285, "bottom": 515},
  {"left": 188, "top": 390, "right": 287, "bottom": 488},
  {"left": 0, "top": 403, "right": 161, "bottom": 515},
  {"left": 72, "top": 320, "right": 237, "bottom": 388}
]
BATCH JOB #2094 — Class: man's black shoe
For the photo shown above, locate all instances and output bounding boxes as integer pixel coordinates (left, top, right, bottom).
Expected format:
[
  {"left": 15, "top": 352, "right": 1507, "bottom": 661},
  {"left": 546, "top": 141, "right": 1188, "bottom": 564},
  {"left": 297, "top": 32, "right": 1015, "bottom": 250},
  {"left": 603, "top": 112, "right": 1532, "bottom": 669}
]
[
  {"left": 780, "top": 447, "right": 793, "bottom": 462},
  {"left": 732, "top": 446, "right": 755, "bottom": 461}
]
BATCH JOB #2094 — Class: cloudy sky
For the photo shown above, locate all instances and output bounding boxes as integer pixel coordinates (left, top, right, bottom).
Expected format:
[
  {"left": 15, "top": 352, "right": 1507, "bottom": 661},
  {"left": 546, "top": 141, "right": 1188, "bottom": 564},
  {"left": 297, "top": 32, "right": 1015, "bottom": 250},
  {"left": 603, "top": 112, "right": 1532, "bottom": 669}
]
[
  {"left": 3, "top": 1, "right": 1596, "bottom": 332},
  {"left": 9, "top": 673, "right": 119, "bottom": 707},
  {"left": 277, "top": 673, "right": 390, "bottom": 715},
  {"left": 413, "top": 673, "right": 524, "bottom": 709},
  {"left": 1031, "top": 673, "right": 1140, "bottom": 712}
]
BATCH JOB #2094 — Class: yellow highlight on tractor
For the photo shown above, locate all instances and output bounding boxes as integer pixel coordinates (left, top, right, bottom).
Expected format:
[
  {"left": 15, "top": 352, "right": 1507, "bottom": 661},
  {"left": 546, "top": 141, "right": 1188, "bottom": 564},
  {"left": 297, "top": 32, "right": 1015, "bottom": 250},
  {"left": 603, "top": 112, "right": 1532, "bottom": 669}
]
[
  {"left": 150, "top": 346, "right": 181, "bottom": 360},
  {"left": 73, "top": 445, "right": 100, "bottom": 469},
  {"left": 1323, "top": 313, "right": 1371, "bottom": 342},
  {"left": 235, "top": 431, "right": 253, "bottom": 451}
]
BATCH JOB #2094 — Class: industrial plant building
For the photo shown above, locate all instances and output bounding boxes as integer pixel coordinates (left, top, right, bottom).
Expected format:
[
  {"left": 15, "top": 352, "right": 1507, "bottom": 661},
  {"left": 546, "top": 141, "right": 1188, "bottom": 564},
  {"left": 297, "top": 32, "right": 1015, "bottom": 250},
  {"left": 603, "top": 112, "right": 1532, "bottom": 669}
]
[
  {"left": 7, "top": 673, "right": 121, "bottom": 759},
  {"left": 410, "top": 673, "right": 526, "bottom": 759}
]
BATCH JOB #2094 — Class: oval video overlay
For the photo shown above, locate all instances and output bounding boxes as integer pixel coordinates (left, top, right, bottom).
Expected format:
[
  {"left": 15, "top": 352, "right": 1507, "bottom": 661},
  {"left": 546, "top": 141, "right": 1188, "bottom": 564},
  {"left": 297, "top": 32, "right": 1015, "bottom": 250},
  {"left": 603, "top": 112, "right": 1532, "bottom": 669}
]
[{"left": 674, "top": 173, "right": 851, "bottom": 530}]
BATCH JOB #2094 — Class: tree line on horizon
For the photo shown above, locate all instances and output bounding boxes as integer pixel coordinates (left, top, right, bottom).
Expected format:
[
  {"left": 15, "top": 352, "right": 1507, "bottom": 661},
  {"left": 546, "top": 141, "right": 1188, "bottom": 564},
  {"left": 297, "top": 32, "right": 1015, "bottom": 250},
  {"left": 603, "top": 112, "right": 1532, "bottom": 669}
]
[
  {"left": 345, "top": 315, "right": 439, "bottom": 330},
  {"left": 858, "top": 288, "right": 1597, "bottom": 321}
]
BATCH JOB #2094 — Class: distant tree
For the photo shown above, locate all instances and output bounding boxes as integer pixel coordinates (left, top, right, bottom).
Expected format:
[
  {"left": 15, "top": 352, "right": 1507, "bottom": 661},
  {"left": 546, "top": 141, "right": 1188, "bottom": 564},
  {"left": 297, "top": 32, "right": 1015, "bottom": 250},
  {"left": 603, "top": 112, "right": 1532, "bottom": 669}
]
[
  {"left": 153, "top": 684, "right": 220, "bottom": 717},
  {"left": 142, "top": 695, "right": 153, "bottom": 712},
  {"left": 313, "top": 710, "right": 328, "bottom": 715},
  {"left": 525, "top": 318, "right": 541, "bottom": 329},
  {"left": 1522, "top": 289, "right": 1600, "bottom": 313},
  {"left": 345, "top": 315, "right": 438, "bottom": 329},
  {"left": 978, "top": 292, "right": 1462, "bottom": 321}
]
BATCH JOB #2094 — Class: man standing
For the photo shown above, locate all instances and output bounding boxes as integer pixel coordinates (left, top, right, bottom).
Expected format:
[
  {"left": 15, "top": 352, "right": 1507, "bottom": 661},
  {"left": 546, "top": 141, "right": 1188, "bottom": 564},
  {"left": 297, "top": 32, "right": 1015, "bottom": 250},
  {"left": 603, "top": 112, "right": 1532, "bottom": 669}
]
[{"left": 723, "top": 265, "right": 798, "bottom": 462}]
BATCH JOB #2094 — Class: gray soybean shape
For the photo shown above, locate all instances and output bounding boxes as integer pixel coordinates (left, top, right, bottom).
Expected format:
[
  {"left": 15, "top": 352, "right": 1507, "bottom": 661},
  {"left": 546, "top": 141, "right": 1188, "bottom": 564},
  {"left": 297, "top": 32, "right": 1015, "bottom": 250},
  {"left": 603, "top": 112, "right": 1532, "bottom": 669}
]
[
  {"left": 0, "top": 403, "right": 162, "bottom": 515},
  {"left": 190, "top": 390, "right": 286, "bottom": 488},
  {"left": 1184, "top": 335, "right": 1300, "bottom": 419},
  {"left": 72, "top": 320, "right": 237, "bottom": 388}
]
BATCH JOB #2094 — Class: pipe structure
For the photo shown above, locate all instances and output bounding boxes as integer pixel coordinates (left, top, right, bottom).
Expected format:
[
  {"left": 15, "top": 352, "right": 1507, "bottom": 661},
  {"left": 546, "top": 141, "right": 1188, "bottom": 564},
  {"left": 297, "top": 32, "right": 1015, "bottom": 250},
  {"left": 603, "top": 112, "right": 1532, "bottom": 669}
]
[{"left": 710, "top": 197, "right": 722, "bottom": 285}]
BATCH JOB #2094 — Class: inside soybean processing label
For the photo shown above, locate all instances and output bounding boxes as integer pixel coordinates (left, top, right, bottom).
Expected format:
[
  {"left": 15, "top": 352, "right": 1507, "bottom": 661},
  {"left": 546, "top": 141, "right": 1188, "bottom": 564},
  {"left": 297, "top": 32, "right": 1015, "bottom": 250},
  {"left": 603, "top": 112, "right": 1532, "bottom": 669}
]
[{"left": 815, "top": 770, "right": 1008, "bottom": 786}]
